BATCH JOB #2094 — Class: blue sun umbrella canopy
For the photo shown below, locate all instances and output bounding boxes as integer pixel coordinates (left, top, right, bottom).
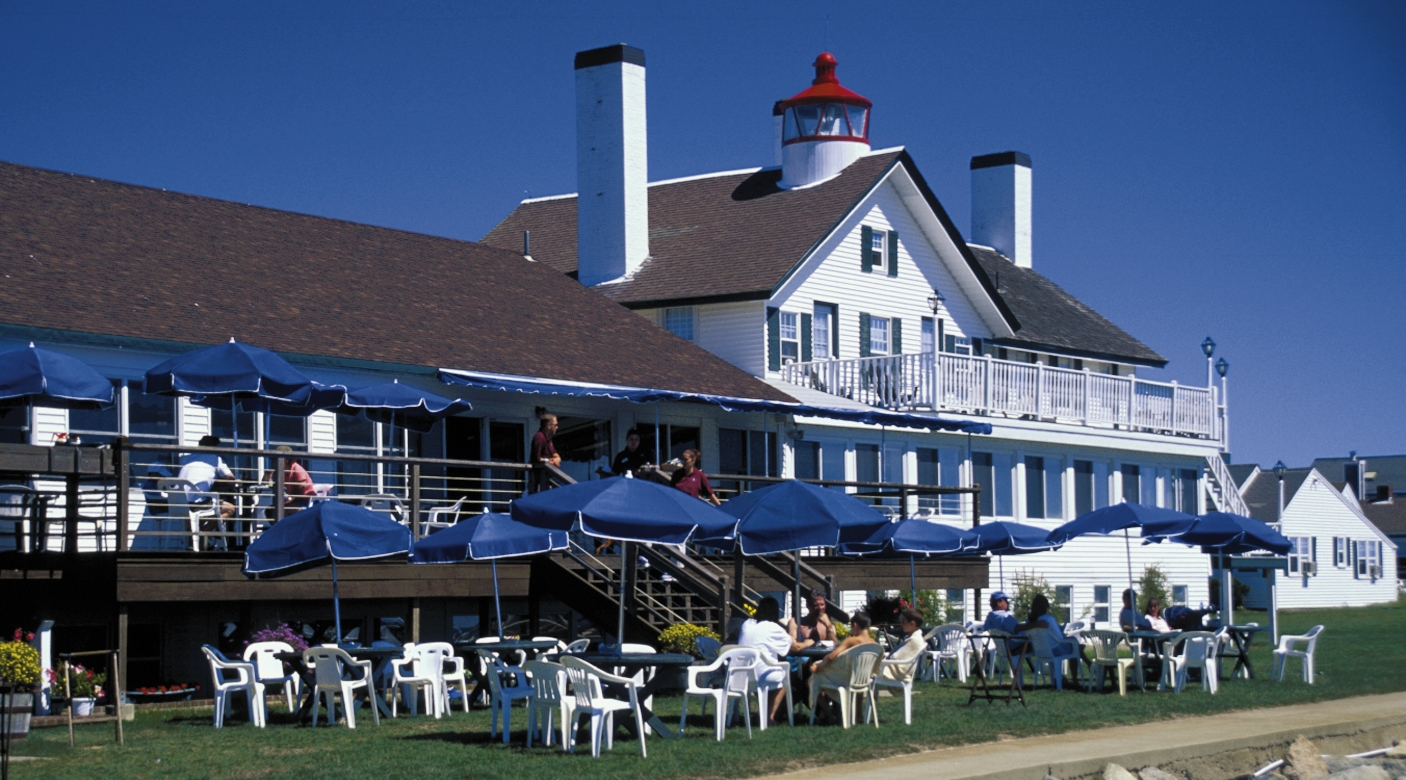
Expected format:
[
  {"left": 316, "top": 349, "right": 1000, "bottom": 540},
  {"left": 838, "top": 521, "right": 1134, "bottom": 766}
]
[
  {"left": 510, "top": 476, "right": 736, "bottom": 546},
  {"left": 1046, "top": 502, "right": 1196, "bottom": 545},
  {"left": 144, "top": 339, "right": 315, "bottom": 404},
  {"left": 338, "top": 380, "right": 472, "bottom": 433},
  {"left": 0, "top": 343, "right": 115, "bottom": 410},
  {"left": 701, "top": 479, "right": 892, "bottom": 555},
  {"left": 965, "top": 521, "right": 1062, "bottom": 555},
  {"left": 409, "top": 512, "right": 567, "bottom": 563},
  {"left": 841, "top": 518, "right": 972, "bottom": 557},
  {"left": 1143, "top": 511, "right": 1292, "bottom": 555},
  {"left": 195, "top": 381, "right": 348, "bottom": 417}
]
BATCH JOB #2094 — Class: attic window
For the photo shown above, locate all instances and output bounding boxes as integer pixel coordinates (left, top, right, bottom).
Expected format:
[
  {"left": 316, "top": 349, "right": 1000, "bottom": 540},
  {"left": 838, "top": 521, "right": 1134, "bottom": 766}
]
[{"left": 664, "top": 307, "right": 695, "bottom": 342}]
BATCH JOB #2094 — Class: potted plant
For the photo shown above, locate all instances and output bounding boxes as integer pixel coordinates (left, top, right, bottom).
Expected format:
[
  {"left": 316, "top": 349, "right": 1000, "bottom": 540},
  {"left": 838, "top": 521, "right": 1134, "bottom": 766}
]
[
  {"left": 0, "top": 628, "right": 42, "bottom": 739},
  {"left": 49, "top": 661, "right": 106, "bottom": 717}
]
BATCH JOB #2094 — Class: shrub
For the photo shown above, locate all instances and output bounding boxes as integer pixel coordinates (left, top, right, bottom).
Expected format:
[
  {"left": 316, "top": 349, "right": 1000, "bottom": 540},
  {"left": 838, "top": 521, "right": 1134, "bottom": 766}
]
[
  {"left": 0, "top": 628, "right": 42, "bottom": 686},
  {"left": 657, "top": 623, "right": 719, "bottom": 655},
  {"left": 1011, "top": 571, "right": 1056, "bottom": 621},
  {"left": 1209, "top": 576, "right": 1251, "bottom": 609},
  {"left": 245, "top": 623, "right": 309, "bottom": 653},
  {"left": 49, "top": 662, "right": 106, "bottom": 699},
  {"left": 1139, "top": 565, "right": 1170, "bottom": 613}
]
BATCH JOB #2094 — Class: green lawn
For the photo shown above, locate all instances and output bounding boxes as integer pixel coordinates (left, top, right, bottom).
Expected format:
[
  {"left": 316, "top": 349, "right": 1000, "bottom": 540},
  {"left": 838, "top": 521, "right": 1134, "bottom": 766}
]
[{"left": 14, "top": 598, "right": 1404, "bottom": 780}]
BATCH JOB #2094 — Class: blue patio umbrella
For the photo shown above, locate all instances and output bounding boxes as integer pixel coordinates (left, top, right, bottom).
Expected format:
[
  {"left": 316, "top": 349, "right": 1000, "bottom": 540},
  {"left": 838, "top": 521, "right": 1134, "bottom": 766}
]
[
  {"left": 511, "top": 476, "right": 737, "bottom": 643},
  {"left": 338, "top": 380, "right": 472, "bottom": 434},
  {"left": 1143, "top": 511, "right": 1292, "bottom": 628},
  {"left": 0, "top": 343, "right": 115, "bottom": 410},
  {"left": 409, "top": 512, "right": 567, "bottom": 639},
  {"left": 1046, "top": 502, "right": 1197, "bottom": 596},
  {"left": 966, "top": 521, "right": 1062, "bottom": 591},
  {"left": 243, "top": 501, "right": 413, "bottom": 643},
  {"left": 705, "top": 479, "right": 891, "bottom": 555},
  {"left": 144, "top": 338, "right": 315, "bottom": 404},
  {"left": 839, "top": 517, "right": 973, "bottom": 602},
  {"left": 194, "top": 381, "right": 348, "bottom": 417}
]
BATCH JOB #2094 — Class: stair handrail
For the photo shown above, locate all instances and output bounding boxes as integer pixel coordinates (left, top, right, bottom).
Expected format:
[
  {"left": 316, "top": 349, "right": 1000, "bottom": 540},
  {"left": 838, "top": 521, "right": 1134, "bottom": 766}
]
[
  {"left": 1205, "top": 455, "right": 1251, "bottom": 516},
  {"left": 636, "top": 544, "right": 756, "bottom": 613}
]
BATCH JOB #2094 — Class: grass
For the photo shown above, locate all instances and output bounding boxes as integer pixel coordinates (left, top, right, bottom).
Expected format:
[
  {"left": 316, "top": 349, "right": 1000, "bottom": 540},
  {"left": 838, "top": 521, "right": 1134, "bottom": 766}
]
[{"left": 13, "top": 597, "right": 1405, "bottom": 780}]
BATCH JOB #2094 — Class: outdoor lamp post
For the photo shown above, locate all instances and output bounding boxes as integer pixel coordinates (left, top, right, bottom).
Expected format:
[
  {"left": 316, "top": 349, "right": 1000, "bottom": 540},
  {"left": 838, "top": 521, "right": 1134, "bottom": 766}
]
[
  {"left": 1273, "top": 460, "right": 1287, "bottom": 522},
  {"left": 1271, "top": 459, "right": 1288, "bottom": 645},
  {"left": 1217, "top": 357, "right": 1230, "bottom": 451},
  {"left": 927, "top": 289, "right": 945, "bottom": 315},
  {"left": 1201, "top": 336, "right": 1216, "bottom": 387}
]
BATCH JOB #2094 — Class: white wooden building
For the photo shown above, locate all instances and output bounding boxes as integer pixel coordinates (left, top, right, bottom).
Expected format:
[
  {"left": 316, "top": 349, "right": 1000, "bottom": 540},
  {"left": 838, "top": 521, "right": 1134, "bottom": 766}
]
[
  {"left": 1232, "top": 465, "right": 1398, "bottom": 609},
  {"left": 485, "top": 45, "right": 1255, "bottom": 625}
]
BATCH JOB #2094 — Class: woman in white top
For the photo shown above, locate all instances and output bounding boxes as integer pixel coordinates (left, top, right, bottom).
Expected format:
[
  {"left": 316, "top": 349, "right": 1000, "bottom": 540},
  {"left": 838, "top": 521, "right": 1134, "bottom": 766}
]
[{"left": 1144, "top": 598, "right": 1173, "bottom": 633}]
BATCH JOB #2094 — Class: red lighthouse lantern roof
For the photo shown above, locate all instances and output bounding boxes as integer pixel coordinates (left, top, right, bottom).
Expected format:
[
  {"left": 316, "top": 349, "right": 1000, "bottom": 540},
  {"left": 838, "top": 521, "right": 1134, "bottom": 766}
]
[
  {"left": 777, "top": 52, "right": 872, "bottom": 109},
  {"left": 777, "top": 53, "right": 871, "bottom": 146}
]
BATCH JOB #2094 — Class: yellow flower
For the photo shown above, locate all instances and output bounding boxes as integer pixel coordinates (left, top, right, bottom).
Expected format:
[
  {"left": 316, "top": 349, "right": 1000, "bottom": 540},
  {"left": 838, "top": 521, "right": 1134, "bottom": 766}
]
[{"left": 0, "top": 640, "right": 42, "bottom": 686}]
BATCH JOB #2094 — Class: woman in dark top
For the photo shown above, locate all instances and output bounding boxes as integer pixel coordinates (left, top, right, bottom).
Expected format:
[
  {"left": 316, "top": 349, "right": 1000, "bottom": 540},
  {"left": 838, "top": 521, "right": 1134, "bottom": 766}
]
[{"left": 670, "top": 448, "right": 720, "bottom": 505}]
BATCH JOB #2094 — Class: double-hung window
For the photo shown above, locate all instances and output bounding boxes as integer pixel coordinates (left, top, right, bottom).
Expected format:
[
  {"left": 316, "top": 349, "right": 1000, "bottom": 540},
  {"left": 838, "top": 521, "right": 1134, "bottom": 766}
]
[
  {"left": 1333, "top": 536, "right": 1348, "bottom": 568},
  {"left": 1288, "top": 536, "right": 1314, "bottom": 575},
  {"left": 1092, "top": 585, "right": 1111, "bottom": 625},
  {"left": 664, "top": 307, "right": 694, "bottom": 342},
  {"left": 869, "top": 316, "right": 890, "bottom": 355},
  {"left": 779, "top": 312, "right": 799, "bottom": 364},
  {"left": 812, "top": 305, "right": 833, "bottom": 359},
  {"left": 1355, "top": 540, "right": 1381, "bottom": 579}
]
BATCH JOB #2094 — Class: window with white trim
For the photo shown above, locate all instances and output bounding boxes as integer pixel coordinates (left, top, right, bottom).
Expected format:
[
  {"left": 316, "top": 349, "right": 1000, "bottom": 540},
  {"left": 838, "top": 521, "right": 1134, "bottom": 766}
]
[
  {"left": 1355, "top": 540, "right": 1381, "bottom": 579},
  {"left": 1092, "top": 585, "right": 1111, "bottom": 625},
  {"left": 812, "top": 305, "right": 832, "bottom": 359},
  {"left": 1171, "top": 585, "right": 1189, "bottom": 606},
  {"left": 1333, "top": 536, "right": 1348, "bottom": 568},
  {"left": 779, "top": 311, "right": 799, "bottom": 364},
  {"left": 870, "top": 229, "right": 886, "bottom": 262},
  {"left": 1288, "top": 536, "right": 1314, "bottom": 575},
  {"left": 664, "top": 307, "right": 694, "bottom": 341},
  {"left": 868, "top": 316, "right": 890, "bottom": 355}
]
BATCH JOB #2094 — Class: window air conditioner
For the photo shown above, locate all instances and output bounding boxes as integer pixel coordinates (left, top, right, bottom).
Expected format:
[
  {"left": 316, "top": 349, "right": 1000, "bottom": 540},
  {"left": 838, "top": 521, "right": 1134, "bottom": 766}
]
[
  {"left": 1302, "top": 561, "right": 1316, "bottom": 575},
  {"left": 1369, "top": 565, "right": 1382, "bottom": 579}
]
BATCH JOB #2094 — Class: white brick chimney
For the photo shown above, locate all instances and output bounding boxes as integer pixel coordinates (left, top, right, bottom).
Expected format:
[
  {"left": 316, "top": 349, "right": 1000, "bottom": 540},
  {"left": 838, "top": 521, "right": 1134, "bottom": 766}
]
[
  {"left": 575, "top": 44, "right": 649, "bottom": 286},
  {"left": 971, "top": 151, "right": 1032, "bottom": 268}
]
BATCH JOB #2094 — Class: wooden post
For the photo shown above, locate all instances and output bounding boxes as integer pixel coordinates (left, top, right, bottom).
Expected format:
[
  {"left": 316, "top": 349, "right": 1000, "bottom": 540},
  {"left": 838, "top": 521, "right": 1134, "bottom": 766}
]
[
  {"left": 972, "top": 482, "right": 983, "bottom": 623},
  {"left": 110, "top": 651, "right": 123, "bottom": 746},
  {"left": 732, "top": 549, "right": 745, "bottom": 607},
  {"left": 409, "top": 464, "right": 422, "bottom": 541},
  {"left": 64, "top": 661, "right": 74, "bottom": 747},
  {"left": 65, "top": 468, "right": 79, "bottom": 553},
  {"left": 114, "top": 437, "right": 129, "bottom": 552},
  {"left": 717, "top": 575, "right": 731, "bottom": 639},
  {"left": 273, "top": 456, "right": 286, "bottom": 523},
  {"left": 117, "top": 606, "right": 128, "bottom": 712},
  {"left": 411, "top": 598, "right": 421, "bottom": 643}
]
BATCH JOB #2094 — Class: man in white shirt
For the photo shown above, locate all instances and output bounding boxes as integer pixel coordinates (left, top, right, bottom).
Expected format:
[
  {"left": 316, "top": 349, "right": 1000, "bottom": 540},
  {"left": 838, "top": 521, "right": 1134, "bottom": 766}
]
[
  {"left": 177, "top": 435, "right": 235, "bottom": 519},
  {"left": 739, "top": 597, "right": 813, "bottom": 724}
]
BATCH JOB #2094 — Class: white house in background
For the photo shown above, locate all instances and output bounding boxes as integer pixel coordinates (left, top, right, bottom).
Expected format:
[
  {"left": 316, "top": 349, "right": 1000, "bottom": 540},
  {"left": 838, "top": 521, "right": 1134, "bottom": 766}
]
[
  {"left": 1230, "top": 465, "right": 1398, "bottom": 608},
  {"left": 486, "top": 45, "right": 1249, "bottom": 623}
]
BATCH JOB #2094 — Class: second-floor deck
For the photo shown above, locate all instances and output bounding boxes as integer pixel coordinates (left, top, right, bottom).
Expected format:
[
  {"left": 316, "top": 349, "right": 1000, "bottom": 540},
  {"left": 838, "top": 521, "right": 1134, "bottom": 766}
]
[{"left": 781, "top": 350, "right": 1223, "bottom": 441}]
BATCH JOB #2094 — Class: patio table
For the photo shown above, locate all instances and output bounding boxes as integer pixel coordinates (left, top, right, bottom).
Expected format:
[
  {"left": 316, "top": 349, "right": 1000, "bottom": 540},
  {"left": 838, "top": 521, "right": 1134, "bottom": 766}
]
[
  {"left": 1218, "top": 624, "right": 1266, "bottom": 680},
  {"left": 964, "top": 632, "right": 1026, "bottom": 707},
  {"left": 561, "top": 652, "right": 695, "bottom": 739},
  {"left": 1127, "top": 630, "right": 1179, "bottom": 690},
  {"left": 455, "top": 640, "right": 561, "bottom": 708},
  {"left": 275, "top": 646, "right": 402, "bottom": 723}
]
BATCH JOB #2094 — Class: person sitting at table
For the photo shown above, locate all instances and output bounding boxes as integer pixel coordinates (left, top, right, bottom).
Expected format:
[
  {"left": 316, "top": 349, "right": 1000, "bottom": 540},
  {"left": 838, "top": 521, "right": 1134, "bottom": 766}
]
[
  {"left": 261, "top": 445, "right": 316, "bottom": 517},
  {"left": 177, "top": 435, "right": 236, "bottom": 520},
  {"left": 879, "top": 608, "right": 926, "bottom": 681},
  {"left": 1015, "top": 594, "right": 1080, "bottom": 660},
  {"left": 739, "top": 597, "right": 813, "bottom": 724},
  {"left": 1120, "top": 589, "right": 1151, "bottom": 632},
  {"left": 670, "top": 449, "right": 721, "bottom": 506},
  {"left": 983, "top": 591, "right": 1018, "bottom": 633},
  {"left": 789, "top": 588, "right": 836, "bottom": 644},
  {"left": 1144, "top": 598, "right": 1173, "bottom": 633},
  {"left": 808, "top": 612, "right": 879, "bottom": 721}
]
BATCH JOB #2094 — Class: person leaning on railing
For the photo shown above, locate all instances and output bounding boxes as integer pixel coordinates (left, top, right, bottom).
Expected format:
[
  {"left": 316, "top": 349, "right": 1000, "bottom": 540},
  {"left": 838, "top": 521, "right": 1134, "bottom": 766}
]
[
  {"left": 670, "top": 449, "right": 720, "bottom": 506},
  {"left": 261, "top": 445, "right": 315, "bottom": 518}
]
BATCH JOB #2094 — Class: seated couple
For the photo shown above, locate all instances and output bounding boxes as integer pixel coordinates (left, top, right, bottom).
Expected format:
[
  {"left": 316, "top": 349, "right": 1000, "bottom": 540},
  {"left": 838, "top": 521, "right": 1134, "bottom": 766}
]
[
  {"left": 984, "top": 590, "right": 1080, "bottom": 659},
  {"left": 806, "top": 608, "right": 925, "bottom": 723}
]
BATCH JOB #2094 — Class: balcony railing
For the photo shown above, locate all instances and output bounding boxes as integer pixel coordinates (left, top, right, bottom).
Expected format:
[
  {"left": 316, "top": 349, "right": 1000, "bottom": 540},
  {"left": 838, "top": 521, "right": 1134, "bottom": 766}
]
[{"left": 780, "top": 351, "right": 1223, "bottom": 440}]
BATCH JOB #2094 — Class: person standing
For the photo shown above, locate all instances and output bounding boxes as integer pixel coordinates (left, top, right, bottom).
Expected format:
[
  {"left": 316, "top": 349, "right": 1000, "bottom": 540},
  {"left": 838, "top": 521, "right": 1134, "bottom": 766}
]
[
  {"left": 609, "top": 428, "right": 650, "bottom": 476},
  {"left": 670, "top": 448, "right": 720, "bottom": 505},
  {"left": 531, "top": 412, "right": 562, "bottom": 467}
]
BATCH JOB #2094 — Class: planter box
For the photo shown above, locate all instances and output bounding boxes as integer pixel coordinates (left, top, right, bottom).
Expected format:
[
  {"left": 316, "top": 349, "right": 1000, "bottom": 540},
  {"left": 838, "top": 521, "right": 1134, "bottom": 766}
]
[{"left": 2, "top": 690, "right": 35, "bottom": 740}]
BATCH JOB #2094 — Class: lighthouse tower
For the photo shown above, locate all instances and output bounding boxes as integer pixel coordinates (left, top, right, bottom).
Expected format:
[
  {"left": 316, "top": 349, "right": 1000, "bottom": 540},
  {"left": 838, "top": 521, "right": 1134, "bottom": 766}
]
[{"left": 777, "top": 53, "right": 872, "bottom": 189}]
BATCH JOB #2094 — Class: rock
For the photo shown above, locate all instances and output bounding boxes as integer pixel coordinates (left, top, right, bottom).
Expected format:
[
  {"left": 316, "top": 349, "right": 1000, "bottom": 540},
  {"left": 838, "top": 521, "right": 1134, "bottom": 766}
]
[
  {"left": 1387, "top": 744, "right": 1406, "bottom": 758},
  {"left": 1140, "top": 767, "right": 1183, "bottom": 780},
  {"left": 1105, "top": 764, "right": 1138, "bottom": 780},
  {"left": 1327, "top": 758, "right": 1368, "bottom": 773},
  {"left": 1285, "top": 736, "right": 1330, "bottom": 780},
  {"left": 1323, "top": 766, "right": 1391, "bottom": 780}
]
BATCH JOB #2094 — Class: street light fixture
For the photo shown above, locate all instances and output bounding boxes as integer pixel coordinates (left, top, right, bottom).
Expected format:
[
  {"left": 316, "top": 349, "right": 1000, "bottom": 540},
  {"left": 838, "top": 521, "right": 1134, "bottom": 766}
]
[
  {"left": 1274, "top": 460, "right": 1287, "bottom": 523},
  {"left": 1215, "top": 357, "right": 1228, "bottom": 378},
  {"left": 927, "top": 289, "right": 945, "bottom": 315},
  {"left": 1201, "top": 337, "right": 1216, "bottom": 358}
]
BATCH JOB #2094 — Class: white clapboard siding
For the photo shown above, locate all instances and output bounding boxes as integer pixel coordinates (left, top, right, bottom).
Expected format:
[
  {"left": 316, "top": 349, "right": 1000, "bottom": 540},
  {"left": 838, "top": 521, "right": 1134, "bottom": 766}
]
[
  {"left": 697, "top": 301, "right": 767, "bottom": 377},
  {"left": 307, "top": 410, "right": 338, "bottom": 454},
  {"left": 32, "top": 406, "right": 67, "bottom": 445},
  {"left": 179, "top": 398, "right": 210, "bottom": 447},
  {"left": 772, "top": 177, "right": 988, "bottom": 378},
  {"left": 1238, "top": 471, "right": 1398, "bottom": 609}
]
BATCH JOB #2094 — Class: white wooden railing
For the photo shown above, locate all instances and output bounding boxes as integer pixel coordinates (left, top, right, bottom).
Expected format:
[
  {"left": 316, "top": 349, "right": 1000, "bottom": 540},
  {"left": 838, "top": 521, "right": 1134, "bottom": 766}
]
[{"left": 780, "top": 351, "right": 1223, "bottom": 440}]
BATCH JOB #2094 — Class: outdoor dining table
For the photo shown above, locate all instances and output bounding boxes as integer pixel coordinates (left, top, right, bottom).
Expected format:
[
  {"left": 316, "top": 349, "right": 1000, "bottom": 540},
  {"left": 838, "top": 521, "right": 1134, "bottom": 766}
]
[
  {"left": 963, "top": 632, "right": 1027, "bottom": 707},
  {"left": 275, "top": 646, "right": 403, "bottom": 723},
  {"left": 561, "top": 652, "right": 695, "bottom": 739},
  {"left": 1127, "top": 630, "right": 1180, "bottom": 690},
  {"left": 1217, "top": 624, "right": 1266, "bottom": 680},
  {"left": 455, "top": 639, "right": 562, "bottom": 708}
]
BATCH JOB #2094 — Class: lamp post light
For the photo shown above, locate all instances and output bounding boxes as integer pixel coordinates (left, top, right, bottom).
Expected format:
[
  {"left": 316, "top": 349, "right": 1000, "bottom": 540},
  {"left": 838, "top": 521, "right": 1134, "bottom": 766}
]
[
  {"left": 1201, "top": 336, "right": 1216, "bottom": 387},
  {"left": 1216, "top": 357, "right": 1229, "bottom": 452},
  {"left": 927, "top": 289, "right": 945, "bottom": 315},
  {"left": 1273, "top": 459, "right": 1287, "bottom": 522},
  {"left": 1270, "top": 458, "right": 1288, "bottom": 645}
]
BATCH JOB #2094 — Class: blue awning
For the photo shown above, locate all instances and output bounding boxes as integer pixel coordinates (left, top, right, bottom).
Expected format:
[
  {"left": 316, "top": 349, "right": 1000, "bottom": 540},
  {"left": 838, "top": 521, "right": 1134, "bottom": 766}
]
[{"left": 437, "top": 368, "right": 991, "bottom": 434}]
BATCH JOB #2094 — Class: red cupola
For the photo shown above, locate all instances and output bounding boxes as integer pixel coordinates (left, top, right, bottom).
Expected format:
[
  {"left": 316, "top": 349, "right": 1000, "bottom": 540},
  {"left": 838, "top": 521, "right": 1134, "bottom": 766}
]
[
  {"left": 777, "top": 53, "right": 871, "bottom": 146},
  {"left": 776, "top": 53, "right": 872, "bottom": 189}
]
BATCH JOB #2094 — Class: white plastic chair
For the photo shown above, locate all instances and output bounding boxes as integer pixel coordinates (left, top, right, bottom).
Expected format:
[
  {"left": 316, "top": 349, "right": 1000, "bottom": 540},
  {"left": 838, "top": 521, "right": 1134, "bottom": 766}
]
[
  {"left": 560, "top": 655, "right": 648, "bottom": 758},
  {"left": 809, "top": 644, "right": 883, "bottom": 729},
  {"left": 1024, "top": 628, "right": 1082, "bottom": 690},
  {"left": 417, "top": 642, "right": 469, "bottom": 715},
  {"left": 423, "top": 496, "right": 467, "bottom": 532},
  {"left": 927, "top": 623, "right": 969, "bottom": 682},
  {"left": 242, "top": 641, "right": 300, "bottom": 714},
  {"left": 388, "top": 643, "right": 445, "bottom": 718},
  {"left": 752, "top": 649, "right": 793, "bottom": 729},
  {"left": 563, "top": 638, "right": 591, "bottom": 654},
  {"left": 1083, "top": 630, "right": 1141, "bottom": 695},
  {"left": 1164, "top": 631, "right": 1219, "bottom": 694},
  {"left": 201, "top": 645, "right": 265, "bottom": 728},
  {"left": 304, "top": 645, "right": 379, "bottom": 728},
  {"left": 680, "top": 647, "right": 757, "bottom": 741},
  {"left": 871, "top": 652, "right": 922, "bottom": 725},
  {"left": 486, "top": 656, "right": 534, "bottom": 742},
  {"left": 524, "top": 659, "right": 574, "bottom": 749},
  {"left": 618, "top": 642, "right": 657, "bottom": 710},
  {"left": 359, "top": 493, "right": 407, "bottom": 524},
  {"left": 1272, "top": 625, "right": 1324, "bottom": 684}
]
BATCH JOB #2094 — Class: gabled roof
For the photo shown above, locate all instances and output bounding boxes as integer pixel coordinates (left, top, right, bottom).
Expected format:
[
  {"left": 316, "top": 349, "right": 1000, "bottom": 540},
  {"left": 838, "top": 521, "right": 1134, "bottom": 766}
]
[
  {"left": 485, "top": 149, "right": 1167, "bottom": 367},
  {"left": 1360, "top": 497, "right": 1406, "bottom": 536},
  {"left": 1240, "top": 466, "right": 1311, "bottom": 523},
  {"left": 968, "top": 246, "right": 1167, "bottom": 367},
  {"left": 483, "top": 149, "right": 1016, "bottom": 324},
  {"left": 0, "top": 160, "right": 795, "bottom": 402},
  {"left": 1228, "top": 463, "right": 1260, "bottom": 487}
]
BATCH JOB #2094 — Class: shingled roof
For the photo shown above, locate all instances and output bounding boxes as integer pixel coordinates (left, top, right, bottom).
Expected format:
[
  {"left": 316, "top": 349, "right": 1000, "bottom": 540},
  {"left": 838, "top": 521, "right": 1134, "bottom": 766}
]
[
  {"left": 0, "top": 160, "right": 796, "bottom": 402},
  {"left": 1240, "top": 467, "right": 1312, "bottom": 523},
  {"left": 968, "top": 246, "right": 1167, "bottom": 367},
  {"left": 485, "top": 149, "right": 1165, "bottom": 367}
]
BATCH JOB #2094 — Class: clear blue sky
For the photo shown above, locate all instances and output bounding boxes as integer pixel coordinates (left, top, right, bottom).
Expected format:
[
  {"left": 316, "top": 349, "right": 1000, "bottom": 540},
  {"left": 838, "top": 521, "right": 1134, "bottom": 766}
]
[{"left": 2, "top": 1, "right": 1402, "bottom": 469}]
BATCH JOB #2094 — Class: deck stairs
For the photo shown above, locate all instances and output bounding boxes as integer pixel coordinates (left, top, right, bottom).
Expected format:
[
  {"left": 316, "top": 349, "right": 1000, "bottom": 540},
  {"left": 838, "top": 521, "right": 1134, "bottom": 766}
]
[{"left": 1204, "top": 454, "right": 1251, "bottom": 516}]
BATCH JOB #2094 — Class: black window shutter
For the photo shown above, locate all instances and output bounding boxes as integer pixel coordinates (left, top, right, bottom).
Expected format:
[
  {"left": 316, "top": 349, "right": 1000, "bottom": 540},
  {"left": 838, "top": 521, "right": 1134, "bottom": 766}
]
[
  {"left": 937, "top": 320, "right": 945, "bottom": 353},
  {"left": 973, "top": 337, "right": 983, "bottom": 356},
  {"left": 891, "top": 318, "right": 902, "bottom": 354},
  {"left": 860, "top": 225, "right": 873, "bottom": 272},
  {"left": 944, "top": 334, "right": 955, "bottom": 353},
  {"left": 767, "top": 307, "right": 781, "bottom": 371},
  {"left": 887, "top": 230, "right": 899, "bottom": 277},
  {"left": 800, "top": 313, "right": 813, "bottom": 362},
  {"left": 859, "top": 312, "right": 871, "bottom": 357},
  {"left": 830, "top": 304, "right": 840, "bottom": 357}
]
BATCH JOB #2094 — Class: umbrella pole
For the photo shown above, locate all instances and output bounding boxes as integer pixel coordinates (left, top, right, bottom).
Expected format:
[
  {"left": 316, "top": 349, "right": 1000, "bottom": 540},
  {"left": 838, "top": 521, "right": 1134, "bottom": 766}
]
[
  {"left": 792, "top": 554, "right": 802, "bottom": 624},
  {"left": 1221, "top": 551, "right": 1234, "bottom": 626},
  {"left": 999, "top": 555, "right": 1004, "bottom": 591},
  {"left": 1125, "top": 528, "right": 1135, "bottom": 603},
  {"left": 332, "top": 557, "right": 343, "bottom": 645},
  {"left": 492, "top": 559, "right": 504, "bottom": 640},
  {"left": 910, "top": 555, "right": 917, "bottom": 604},
  {"left": 617, "top": 541, "right": 629, "bottom": 645}
]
